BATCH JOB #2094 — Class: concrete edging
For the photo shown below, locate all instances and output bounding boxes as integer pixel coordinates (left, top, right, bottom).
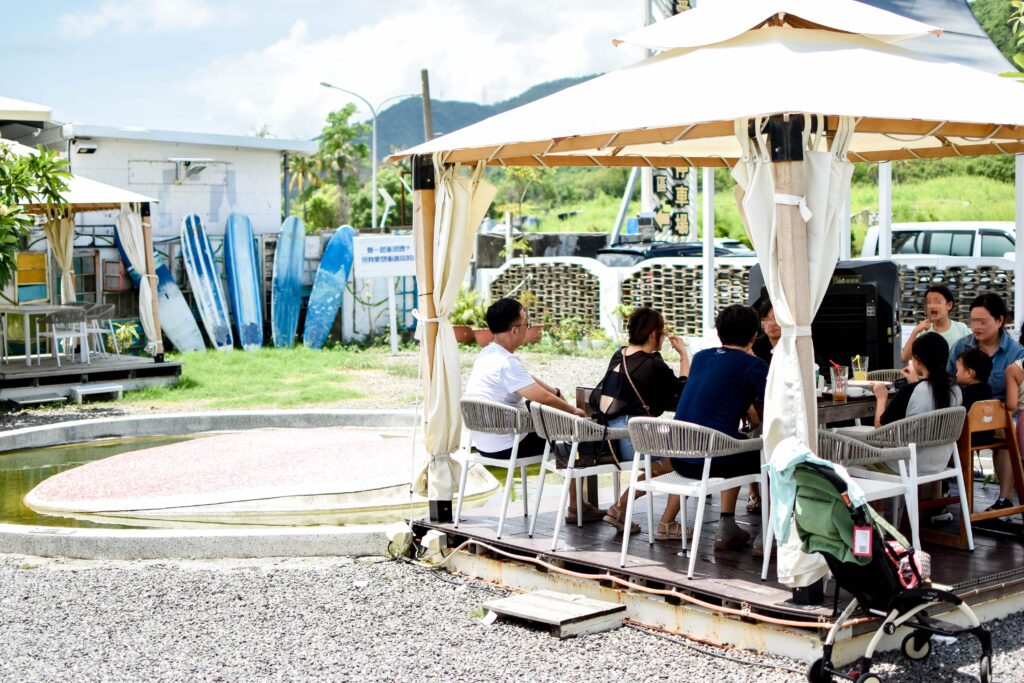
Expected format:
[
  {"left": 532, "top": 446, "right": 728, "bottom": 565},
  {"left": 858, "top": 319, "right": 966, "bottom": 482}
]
[{"left": 0, "top": 409, "right": 419, "bottom": 559}]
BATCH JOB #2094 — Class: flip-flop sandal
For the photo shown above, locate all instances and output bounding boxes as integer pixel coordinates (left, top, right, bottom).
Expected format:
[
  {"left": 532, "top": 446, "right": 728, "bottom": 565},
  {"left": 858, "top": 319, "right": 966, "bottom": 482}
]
[
  {"left": 654, "top": 522, "right": 690, "bottom": 541},
  {"left": 601, "top": 508, "right": 641, "bottom": 533},
  {"left": 746, "top": 495, "right": 761, "bottom": 514}
]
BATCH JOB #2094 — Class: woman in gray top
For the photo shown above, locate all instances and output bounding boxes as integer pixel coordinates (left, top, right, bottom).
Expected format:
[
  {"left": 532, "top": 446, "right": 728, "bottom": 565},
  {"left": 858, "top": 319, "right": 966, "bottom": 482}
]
[{"left": 871, "top": 331, "right": 962, "bottom": 474}]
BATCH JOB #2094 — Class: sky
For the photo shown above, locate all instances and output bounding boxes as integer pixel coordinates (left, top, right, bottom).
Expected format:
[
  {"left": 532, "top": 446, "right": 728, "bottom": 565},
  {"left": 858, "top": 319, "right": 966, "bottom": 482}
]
[{"left": 3, "top": 0, "right": 644, "bottom": 141}]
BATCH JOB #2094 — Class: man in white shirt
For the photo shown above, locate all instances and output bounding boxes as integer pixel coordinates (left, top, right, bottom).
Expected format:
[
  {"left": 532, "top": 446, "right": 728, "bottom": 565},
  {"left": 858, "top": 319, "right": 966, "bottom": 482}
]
[{"left": 464, "top": 298, "right": 601, "bottom": 522}]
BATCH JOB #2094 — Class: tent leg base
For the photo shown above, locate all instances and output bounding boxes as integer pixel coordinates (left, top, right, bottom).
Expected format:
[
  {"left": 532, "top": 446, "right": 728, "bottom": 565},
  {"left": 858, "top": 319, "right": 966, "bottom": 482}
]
[{"left": 429, "top": 500, "right": 453, "bottom": 523}]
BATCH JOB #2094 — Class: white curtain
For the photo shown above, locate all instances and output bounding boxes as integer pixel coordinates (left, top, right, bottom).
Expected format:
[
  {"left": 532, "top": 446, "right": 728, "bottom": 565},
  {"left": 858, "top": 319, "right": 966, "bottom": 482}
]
[
  {"left": 43, "top": 213, "right": 76, "bottom": 304},
  {"left": 732, "top": 116, "right": 855, "bottom": 587},
  {"left": 115, "top": 204, "right": 158, "bottom": 350},
  {"left": 413, "top": 158, "right": 497, "bottom": 499}
]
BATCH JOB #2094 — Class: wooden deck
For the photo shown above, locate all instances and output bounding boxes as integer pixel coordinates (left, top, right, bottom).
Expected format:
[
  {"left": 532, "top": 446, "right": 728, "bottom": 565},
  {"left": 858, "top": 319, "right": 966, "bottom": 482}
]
[
  {"left": 416, "top": 477, "right": 1024, "bottom": 626},
  {"left": 0, "top": 355, "right": 181, "bottom": 400}
]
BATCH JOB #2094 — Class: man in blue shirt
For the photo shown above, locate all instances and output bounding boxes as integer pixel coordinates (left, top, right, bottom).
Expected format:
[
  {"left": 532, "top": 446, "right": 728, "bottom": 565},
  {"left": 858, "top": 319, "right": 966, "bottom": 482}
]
[
  {"left": 672, "top": 304, "right": 768, "bottom": 550},
  {"left": 946, "top": 293, "right": 1024, "bottom": 399}
]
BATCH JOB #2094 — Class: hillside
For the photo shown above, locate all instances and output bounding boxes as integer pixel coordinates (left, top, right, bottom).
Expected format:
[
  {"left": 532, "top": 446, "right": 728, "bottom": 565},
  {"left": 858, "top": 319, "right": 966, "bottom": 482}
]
[{"left": 372, "top": 75, "right": 597, "bottom": 162}]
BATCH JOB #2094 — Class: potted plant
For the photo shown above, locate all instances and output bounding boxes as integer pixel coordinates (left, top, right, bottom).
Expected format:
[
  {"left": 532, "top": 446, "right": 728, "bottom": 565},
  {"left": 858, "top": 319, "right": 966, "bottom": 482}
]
[
  {"left": 557, "top": 316, "right": 588, "bottom": 351},
  {"left": 451, "top": 288, "right": 483, "bottom": 345},
  {"left": 589, "top": 326, "right": 609, "bottom": 350}
]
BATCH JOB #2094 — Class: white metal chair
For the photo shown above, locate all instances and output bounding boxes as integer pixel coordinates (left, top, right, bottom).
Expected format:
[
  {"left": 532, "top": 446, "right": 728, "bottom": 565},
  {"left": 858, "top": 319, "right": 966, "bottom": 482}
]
[
  {"left": 456, "top": 398, "right": 542, "bottom": 539},
  {"left": 858, "top": 406, "right": 972, "bottom": 550},
  {"left": 85, "top": 303, "right": 120, "bottom": 357},
  {"left": 527, "top": 402, "right": 626, "bottom": 551},
  {"left": 35, "top": 308, "right": 90, "bottom": 367},
  {"left": 620, "top": 417, "right": 767, "bottom": 579},
  {"left": 760, "top": 430, "right": 915, "bottom": 580},
  {"left": 866, "top": 369, "right": 904, "bottom": 383}
]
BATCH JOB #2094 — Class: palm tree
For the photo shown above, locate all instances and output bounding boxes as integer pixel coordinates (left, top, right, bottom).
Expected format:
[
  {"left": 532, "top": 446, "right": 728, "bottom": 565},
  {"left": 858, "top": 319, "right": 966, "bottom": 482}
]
[
  {"left": 287, "top": 155, "right": 323, "bottom": 219},
  {"left": 317, "top": 103, "right": 369, "bottom": 224}
]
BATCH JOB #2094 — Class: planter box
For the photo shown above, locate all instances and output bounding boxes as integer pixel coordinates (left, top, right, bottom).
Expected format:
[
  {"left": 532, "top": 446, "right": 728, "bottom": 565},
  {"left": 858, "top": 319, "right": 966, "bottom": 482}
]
[
  {"left": 473, "top": 328, "right": 494, "bottom": 346},
  {"left": 524, "top": 324, "right": 544, "bottom": 345},
  {"left": 453, "top": 325, "right": 476, "bottom": 345}
]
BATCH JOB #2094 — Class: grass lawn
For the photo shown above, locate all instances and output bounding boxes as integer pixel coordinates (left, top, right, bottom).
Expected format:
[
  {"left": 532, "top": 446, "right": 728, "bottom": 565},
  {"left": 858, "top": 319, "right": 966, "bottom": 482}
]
[{"left": 121, "top": 346, "right": 420, "bottom": 410}]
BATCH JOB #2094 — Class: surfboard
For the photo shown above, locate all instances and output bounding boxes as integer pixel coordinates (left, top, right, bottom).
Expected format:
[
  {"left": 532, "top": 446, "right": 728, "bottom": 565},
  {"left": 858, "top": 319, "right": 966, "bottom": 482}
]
[
  {"left": 302, "top": 225, "right": 356, "bottom": 349},
  {"left": 271, "top": 216, "right": 305, "bottom": 348},
  {"left": 180, "top": 214, "right": 233, "bottom": 351},
  {"left": 114, "top": 232, "right": 205, "bottom": 353},
  {"left": 223, "top": 213, "right": 263, "bottom": 351}
]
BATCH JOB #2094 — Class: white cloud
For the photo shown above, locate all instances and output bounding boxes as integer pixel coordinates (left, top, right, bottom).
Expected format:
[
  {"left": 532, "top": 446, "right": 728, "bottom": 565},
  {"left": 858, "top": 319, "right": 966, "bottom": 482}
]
[
  {"left": 59, "top": 0, "right": 234, "bottom": 37},
  {"left": 184, "top": 0, "right": 643, "bottom": 138}
]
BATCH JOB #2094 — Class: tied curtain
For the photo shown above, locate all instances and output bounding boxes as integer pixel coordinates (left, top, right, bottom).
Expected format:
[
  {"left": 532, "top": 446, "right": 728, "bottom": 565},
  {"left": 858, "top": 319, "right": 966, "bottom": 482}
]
[
  {"left": 42, "top": 212, "right": 76, "bottom": 304},
  {"left": 413, "top": 158, "right": 497, "bottom": 499},
  {"left": 115, "top": 204, "right": 158, "bottom": 351},
  {"left": 732, "top": 115, "right": 855, "bottom": 587}
]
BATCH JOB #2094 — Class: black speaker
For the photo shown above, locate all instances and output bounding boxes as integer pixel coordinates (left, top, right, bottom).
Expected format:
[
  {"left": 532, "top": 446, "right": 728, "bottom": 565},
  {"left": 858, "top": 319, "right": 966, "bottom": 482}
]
[{"left": 749, "top": 260, "right": 901, "bottom": 370}]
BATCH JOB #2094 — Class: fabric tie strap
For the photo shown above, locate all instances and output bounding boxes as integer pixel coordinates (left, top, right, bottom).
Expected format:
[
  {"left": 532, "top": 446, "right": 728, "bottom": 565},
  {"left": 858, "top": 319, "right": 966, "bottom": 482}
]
[
  {"left": 411, "top": 308, "right": 450, "bottom": 341},
  {"left": 781, "top": 325, "right": 813, "bottom": 338},
  {"left": 774, "top": 193, "right": 813, "bottom": 222}
]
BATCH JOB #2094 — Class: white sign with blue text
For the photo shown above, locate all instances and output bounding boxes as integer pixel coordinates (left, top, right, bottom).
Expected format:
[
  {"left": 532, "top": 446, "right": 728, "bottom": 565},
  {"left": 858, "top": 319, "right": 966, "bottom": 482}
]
[{"left": 353, "top": 235, "right": 416, "bottom": 278}]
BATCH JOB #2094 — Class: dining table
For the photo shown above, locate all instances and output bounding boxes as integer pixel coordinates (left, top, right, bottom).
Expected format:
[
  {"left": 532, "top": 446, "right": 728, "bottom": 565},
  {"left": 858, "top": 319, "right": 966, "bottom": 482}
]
[{"left": 0, "top": 303, "right": 80, "bottom": 367}]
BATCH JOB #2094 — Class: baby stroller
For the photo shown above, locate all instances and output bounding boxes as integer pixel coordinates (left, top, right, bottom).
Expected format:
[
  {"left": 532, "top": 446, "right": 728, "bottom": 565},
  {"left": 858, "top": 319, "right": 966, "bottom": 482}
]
[{"left": 792, "top": 462, "right": 993, "bottom": 683}]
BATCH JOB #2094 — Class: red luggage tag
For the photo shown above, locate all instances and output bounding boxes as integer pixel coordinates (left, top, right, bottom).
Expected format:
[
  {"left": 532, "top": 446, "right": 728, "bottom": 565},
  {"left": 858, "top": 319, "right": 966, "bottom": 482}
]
[{"left": 852, "top": 525, "right": 873, "bottom": 557}]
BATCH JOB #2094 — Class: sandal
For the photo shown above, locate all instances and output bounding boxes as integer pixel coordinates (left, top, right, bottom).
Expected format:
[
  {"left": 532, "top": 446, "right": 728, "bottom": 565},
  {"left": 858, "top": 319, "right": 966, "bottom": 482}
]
[
  {"left": 654, "top": 521, "right": 689, "bottom": 541},
  {"left": 602, "top": 505, "right": 641, "bottom": 534},
  {"left": 746, "top": 494, "right": 761, "bottom": 515}
]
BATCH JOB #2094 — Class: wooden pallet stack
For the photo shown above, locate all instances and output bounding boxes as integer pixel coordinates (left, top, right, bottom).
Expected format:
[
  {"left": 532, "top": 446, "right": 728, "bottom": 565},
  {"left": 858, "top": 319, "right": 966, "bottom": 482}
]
[
  {"left": 897, "top": 264, "right": 1015, "bottom": 326},
  {"left": 490, "top": 263, "right": 602, "bottom": 328}
]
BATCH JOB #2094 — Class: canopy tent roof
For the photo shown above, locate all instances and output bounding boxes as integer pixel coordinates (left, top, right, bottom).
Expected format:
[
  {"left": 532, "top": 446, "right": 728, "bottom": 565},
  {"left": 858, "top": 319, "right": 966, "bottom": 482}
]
[
  {"left": 391, "top": 2, "right": 1024, "bottom": 168},
  {"left": 2, "top": 138, "right": 157, "bottom": 213},
  {"left": 0, "top": 96, "right": 51, "bottom": 124}
]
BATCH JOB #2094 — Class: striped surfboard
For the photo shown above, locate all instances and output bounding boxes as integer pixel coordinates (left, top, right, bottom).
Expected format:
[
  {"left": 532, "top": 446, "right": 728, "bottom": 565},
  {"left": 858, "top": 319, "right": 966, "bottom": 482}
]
[
  {"left": 223, "top": 213, "right": 263, "bottom": 351},
  {"left": 180, "top": 214, "right": 233, "bottom": 351}
]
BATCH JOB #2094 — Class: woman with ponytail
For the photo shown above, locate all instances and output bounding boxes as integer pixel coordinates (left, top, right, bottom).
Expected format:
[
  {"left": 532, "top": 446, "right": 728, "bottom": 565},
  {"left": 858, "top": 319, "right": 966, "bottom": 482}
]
[{"left": 870, "top": 331, "right": 963, "bottom": 474}]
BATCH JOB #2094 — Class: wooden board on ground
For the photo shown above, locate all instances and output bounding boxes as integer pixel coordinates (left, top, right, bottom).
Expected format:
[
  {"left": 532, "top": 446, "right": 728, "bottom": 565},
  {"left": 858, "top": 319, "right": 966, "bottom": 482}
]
[{"left": 483, "top": 590, "right": 625, "bottom": 638}]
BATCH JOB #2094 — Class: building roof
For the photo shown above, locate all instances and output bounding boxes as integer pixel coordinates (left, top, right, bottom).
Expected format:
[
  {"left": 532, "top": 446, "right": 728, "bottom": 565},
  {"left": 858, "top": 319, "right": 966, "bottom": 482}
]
[
  {"left": 58, "top": 123, "right": 318, "bottom": 154},
  {"left": 0, "top": 96, "right": 51, "bottom": 124}
]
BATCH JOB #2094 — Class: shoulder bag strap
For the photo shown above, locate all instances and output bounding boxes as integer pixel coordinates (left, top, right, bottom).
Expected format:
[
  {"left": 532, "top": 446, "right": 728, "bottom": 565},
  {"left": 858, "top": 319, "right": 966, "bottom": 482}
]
[{"left": 622, "top": 351, "right": 653, "bottom": 416}]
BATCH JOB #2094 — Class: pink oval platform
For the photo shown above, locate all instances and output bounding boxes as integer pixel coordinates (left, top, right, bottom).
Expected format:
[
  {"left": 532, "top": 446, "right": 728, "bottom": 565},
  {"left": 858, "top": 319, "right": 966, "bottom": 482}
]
[{"left": 24, "top": 427, "right": 497, "bottom": 521}]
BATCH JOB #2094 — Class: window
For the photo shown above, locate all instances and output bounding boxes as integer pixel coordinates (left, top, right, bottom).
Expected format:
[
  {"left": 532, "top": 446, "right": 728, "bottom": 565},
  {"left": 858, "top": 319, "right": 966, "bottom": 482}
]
[
  {"left": 73, "top": 252, "right": 98, "bottom": 304},
  {"left": 980, "top": 232, "right": 1014, "bottom": 258},
  {"left": 15, "top": 252, "right": 48, "bottom": 303},
  {"left": 893, "top": 231, "right": 924, "bottom": 254},
  {"left": 926, "top": 231, "right": 973, "bottom": 256}
]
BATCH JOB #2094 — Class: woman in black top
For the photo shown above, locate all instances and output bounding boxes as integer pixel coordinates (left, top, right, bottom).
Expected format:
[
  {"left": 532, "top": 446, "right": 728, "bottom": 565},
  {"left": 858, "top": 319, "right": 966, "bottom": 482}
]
[
  {"left": 597, "top": 307, "right": 689, "bottom": 539},
  {"left": 752, "top": 299, "right": 781, "bottom": 365}
]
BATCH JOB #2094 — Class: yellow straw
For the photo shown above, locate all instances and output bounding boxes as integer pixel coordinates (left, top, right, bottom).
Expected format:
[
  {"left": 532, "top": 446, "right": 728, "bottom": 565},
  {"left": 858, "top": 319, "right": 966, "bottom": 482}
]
[{"left": 853, "top": 354, "right": 861, "bottom": 371}]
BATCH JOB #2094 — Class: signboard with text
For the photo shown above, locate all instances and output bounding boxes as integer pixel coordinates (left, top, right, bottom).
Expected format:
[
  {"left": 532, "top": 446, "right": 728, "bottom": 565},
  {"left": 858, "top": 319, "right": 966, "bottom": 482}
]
[{"left": 353, "top": 235, "right": 416, "bottom": 278}]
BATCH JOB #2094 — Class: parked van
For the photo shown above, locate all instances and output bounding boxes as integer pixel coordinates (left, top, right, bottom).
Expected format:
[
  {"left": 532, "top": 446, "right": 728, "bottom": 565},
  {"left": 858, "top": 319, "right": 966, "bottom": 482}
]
[{"left": 861, "top": 222, "right": 1015, "bottom": 258}]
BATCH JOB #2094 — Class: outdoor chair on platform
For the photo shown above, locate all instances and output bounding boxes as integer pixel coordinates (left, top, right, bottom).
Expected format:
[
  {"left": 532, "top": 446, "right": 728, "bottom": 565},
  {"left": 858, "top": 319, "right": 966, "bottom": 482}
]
[
  {"left": 456, "top": 398, "right": 541, "bottom": 539},
  {"left": 527, "top": 402, "right": 626, "bottom": 551},
  {"left": 866, "top": 369, "right": 904, "bottom": 383},
  {"left": 85, "top": 303, "right": 119, "bottom": 357},
  {"left": 35, "top": 308, "right": 89, "bottom": 368},
  {"left": 761, "top": 431, "right": 915, "bottom": 580},
  {"left": 858, "top": 407, "right": 973, "bottom": 551},
  {"left": 621, "top": 417, "right": 767, "bottom": 579},
  {"left": 957, "top": 400, "right": 1024, "bottom": 536}
]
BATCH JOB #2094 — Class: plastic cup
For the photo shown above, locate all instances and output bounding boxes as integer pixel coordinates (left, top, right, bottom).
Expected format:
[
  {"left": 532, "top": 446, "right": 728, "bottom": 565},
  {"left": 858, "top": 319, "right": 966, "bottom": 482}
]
[
  {"left": 831, "top": 366, "right": 849, "bottom": 403},
  {"left": 852, "top": 356, "right": 869, "bottom": 381}
]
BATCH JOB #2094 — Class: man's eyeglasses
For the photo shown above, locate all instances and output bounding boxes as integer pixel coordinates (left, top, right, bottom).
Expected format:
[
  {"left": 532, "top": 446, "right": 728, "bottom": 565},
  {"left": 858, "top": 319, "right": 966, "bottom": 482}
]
[{"left": 513, "top": 321, "right": 533, "bottom": 330}]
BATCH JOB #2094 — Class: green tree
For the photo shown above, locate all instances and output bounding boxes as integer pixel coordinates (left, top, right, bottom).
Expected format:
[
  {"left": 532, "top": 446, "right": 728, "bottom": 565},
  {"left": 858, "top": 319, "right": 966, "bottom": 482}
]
[
  {"left": 971, "top": 0, "right": 1018, "bottom": 63},
  {"left": 293, "top": 185, "right": 341, "bottom": 234},
  {"left": 503, "top": 166, "right": 554, "bottom": 222},
  {"left": 0, "top": 145, "right": 70, "bottom": 292},
  {"left": 350, "top": 165, "right": 413, "bottom": 229},
  {"left": 316, "top": 103, "right": 370, "bottom": 225},
  {"left": 287, "top": 154, "right": 323, "bottom": 220}
]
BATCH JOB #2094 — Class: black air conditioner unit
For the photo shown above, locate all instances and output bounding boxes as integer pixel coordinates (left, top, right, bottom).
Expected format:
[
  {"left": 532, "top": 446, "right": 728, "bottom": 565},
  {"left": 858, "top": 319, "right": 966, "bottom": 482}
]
[{"left": 749, "top": 260, "right": 901, "bottom": 370}]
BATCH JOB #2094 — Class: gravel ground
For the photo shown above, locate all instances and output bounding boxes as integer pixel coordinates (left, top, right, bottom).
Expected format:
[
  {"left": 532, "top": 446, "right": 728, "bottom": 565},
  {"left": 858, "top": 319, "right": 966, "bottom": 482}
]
[
  {"left": 0, "top": 349, "right": 610, "bottom": 432},
  {"left": 0, "top": 554, "right": 1016, "bottom": 683}
]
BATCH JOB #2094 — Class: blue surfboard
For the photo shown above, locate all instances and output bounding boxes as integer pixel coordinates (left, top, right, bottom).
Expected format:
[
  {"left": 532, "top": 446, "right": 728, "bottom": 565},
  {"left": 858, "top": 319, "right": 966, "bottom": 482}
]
[
  {"left": 181, "top": 214, "right": 233, "bottom": 351},
  {"left": 114, "top": 232, "right": 205, "bottom": 353},
  {"left": 223, "top": 213, "right": 263, "bottom": 351},
  {"left": 302, "top": 225, "right": 356, "bottom": 349},
  {"left": 271, "top": 216, "right": 305, "bottom": 348}
]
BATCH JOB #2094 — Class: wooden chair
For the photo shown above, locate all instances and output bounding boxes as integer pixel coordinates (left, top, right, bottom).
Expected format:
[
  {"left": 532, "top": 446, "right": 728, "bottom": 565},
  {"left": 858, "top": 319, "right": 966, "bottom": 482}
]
[
  {"left": 527, "top": 402, "right": 626, "bottom": 551},
  {"left": 456, "top": 398, "right": 541, "bottom": 539},
  {"left": 860, "top": 407, "right": 972, "bottom": 550},
  {"left": 622, "top": 417, "right": 766, "bottom": 579},
  {"left": 957, "top": 400, "right": 1024, "bottom": 534}
]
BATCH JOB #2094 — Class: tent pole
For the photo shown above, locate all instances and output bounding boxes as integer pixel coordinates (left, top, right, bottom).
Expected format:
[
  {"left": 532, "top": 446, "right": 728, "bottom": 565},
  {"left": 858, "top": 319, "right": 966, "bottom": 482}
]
[
  {"left": 701, "top": 167, "right": 716, "bottom": 340},
  {"left": 141, "top": 203, "right": 164, "bottom": 362},
  {"left": 412, "top": 154, "right": 449, "bottom": 522},
  {"left": 1015, "top": 154, "right": 1023, "bottom": 333},
  {"left": 878, "top": 161, "right": 892, "bottom": 259},
  {"left": 768, "top": 116, "right": 817, "bottom": 447}
]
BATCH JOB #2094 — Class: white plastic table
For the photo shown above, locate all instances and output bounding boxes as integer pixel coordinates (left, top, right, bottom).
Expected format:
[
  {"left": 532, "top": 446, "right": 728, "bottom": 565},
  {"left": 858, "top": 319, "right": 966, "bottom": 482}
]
[{"left": 0, "top": 304, "right": 80, "bottom": 366}]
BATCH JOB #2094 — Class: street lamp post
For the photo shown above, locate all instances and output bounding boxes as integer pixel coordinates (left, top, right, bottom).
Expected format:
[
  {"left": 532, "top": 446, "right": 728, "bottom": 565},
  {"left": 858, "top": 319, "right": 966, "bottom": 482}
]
[{"left": 320, "top": 82, "right": 416, "bottom": 231}]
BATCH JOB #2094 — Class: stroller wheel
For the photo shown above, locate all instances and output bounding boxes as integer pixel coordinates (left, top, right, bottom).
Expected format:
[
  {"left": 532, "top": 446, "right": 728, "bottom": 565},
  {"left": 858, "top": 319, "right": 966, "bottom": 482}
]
[
  {"left": 854, "top": 674, "right": 881, "bottom": 683},
  {"left": 901, "top": 632, "right": 932, "bottom": 661},
  {"left": 806, "top": 658, "right": 831, "bottom": 683},
  {"left": 979, "top": 654, "right": 992, "bottom": 683}
]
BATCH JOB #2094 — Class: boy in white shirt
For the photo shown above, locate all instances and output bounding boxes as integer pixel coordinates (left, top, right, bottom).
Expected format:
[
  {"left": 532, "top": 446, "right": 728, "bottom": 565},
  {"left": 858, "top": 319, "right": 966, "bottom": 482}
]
[
  {"left": 464, "top": 298, "right": 599, "bottom": 522},
  {"left": 902, "top": 284, "right": 970, "bottom": 360}
]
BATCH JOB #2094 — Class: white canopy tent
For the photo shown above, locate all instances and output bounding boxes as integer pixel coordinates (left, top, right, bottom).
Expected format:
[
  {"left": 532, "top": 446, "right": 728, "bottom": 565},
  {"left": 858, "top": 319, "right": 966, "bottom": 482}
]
[
  {"left": 4, "top": 138, "right": 163, "bottom": 355},
  {"left": 393, "top": 0, "right": 1024, "bottom": 584}
]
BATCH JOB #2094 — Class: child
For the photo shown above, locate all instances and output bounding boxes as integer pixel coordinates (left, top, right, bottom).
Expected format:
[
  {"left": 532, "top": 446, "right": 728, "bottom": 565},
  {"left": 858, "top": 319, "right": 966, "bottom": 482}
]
[{"left": 957, "top": 347, "right": 994, "bottom": 414}]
